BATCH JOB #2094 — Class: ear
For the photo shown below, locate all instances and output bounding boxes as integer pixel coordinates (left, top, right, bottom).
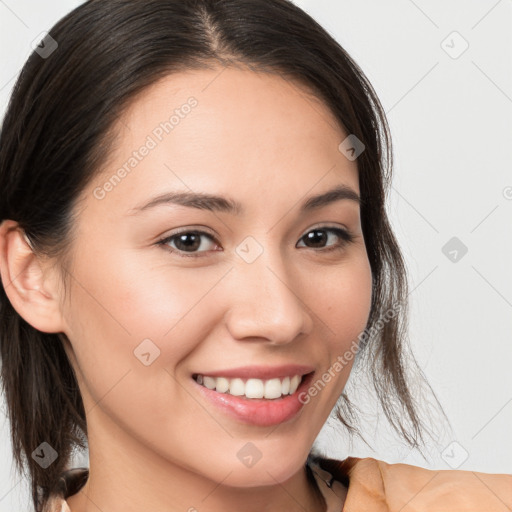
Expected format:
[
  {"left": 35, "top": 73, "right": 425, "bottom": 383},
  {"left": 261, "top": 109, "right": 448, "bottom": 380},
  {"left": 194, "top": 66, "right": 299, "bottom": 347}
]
[{"left": 0, "top": 220, "right": 68, "bottom": 333}]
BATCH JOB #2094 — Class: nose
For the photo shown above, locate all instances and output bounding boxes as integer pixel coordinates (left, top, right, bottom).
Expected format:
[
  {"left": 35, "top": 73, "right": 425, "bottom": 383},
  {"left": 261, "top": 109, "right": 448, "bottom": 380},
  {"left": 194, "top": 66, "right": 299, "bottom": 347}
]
[{"left": 224, "top": 247, "right": 314, "bottom": 345}]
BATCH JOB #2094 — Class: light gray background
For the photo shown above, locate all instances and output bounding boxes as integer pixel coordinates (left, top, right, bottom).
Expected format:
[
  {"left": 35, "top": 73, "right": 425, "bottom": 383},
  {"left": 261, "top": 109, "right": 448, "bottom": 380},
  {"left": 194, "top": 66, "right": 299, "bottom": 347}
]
[{"left": 1, "top": 1, "right": 511, "bottom": 510}]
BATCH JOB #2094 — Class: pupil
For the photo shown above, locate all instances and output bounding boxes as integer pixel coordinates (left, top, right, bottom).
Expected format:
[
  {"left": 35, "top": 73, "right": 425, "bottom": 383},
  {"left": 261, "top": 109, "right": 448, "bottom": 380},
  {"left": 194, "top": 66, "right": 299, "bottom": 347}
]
[
  {"left": 306, "top": 230, "right": 326, "bottom": 247},
  {"left": 176, "top": 233, "right": 200, "bottom": 251}
]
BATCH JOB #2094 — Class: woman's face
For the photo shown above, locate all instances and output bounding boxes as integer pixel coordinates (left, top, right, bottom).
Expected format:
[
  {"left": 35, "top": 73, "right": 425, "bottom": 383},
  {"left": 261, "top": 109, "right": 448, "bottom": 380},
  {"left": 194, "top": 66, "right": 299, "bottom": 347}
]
[{"left": 59, "top": 66, "right": 372, "bottom": 486}]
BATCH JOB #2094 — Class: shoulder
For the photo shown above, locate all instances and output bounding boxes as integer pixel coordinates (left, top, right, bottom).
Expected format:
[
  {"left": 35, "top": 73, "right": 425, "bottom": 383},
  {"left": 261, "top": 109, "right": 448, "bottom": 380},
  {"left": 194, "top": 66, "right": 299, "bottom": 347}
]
[{"left": 313, "top": 455, "right": 512, "bottom": 511}]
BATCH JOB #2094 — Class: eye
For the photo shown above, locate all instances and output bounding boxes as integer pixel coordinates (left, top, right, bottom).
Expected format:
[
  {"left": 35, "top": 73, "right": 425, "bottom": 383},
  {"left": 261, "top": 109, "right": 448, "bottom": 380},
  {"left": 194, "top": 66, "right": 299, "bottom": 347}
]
[
  {"left": 296, "top": 226, "right": 355, "bottom": 252},
  {"left": 157, "top": 229, "right": 219, "bottom": 258},
  {"left": 157, "top": 225, "right": 356, "bottom": 258}
]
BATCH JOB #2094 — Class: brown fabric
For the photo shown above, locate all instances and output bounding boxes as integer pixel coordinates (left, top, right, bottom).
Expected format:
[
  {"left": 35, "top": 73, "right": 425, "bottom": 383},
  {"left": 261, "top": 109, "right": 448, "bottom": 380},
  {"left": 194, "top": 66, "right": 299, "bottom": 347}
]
[
  {"left": 44, "top": 457, "right": 512, "bottom": 512},
  {"left": 316, "top": 456, "right": 512, "bottom": 511}
]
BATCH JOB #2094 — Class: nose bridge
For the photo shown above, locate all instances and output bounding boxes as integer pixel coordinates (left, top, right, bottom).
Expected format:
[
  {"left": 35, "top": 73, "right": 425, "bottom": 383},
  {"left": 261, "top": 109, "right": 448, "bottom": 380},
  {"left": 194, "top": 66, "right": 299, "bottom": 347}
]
[{"left": 225, "top": 237, "right": 313, "bottom": 343}]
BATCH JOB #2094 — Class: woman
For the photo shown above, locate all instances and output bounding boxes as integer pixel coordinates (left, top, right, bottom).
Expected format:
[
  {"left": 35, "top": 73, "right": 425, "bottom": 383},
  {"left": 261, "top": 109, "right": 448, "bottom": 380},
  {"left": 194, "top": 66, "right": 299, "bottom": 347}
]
[{"left": 0, "top": 1, "right": 510, "bottom": 511}]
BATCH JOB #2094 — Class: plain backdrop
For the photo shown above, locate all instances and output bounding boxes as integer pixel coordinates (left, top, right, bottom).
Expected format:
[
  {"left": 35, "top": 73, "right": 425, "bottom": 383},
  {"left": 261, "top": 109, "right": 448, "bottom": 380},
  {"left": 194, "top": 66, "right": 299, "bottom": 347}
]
[{"left": 1, "top": 1, "right": 511, "bottom": 510}]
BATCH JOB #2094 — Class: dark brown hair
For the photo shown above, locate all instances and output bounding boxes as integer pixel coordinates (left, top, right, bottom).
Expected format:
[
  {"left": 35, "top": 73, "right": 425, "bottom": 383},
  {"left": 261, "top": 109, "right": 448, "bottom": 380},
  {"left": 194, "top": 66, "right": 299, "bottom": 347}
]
[{"left": 0, "top": 1, "right": 442, "bottom": 510}]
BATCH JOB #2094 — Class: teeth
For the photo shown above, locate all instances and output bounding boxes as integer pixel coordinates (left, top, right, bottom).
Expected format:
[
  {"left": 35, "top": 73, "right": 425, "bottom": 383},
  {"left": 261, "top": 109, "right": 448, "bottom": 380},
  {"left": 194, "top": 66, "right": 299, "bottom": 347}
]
[
  {"left": 203, "top": 376, "right": 216, "bottom": 390},
  {"left": 215, "top": 377, "right": 230, "bottom": 393},
  {"left": 230, "top": 378, "right": 245, "bottom": 396},
  {"left": 194, "top": 374, "right": 304, "bottom": 399},
  {"left": 264, "top": 378, "right": 283, "bottom": 399},
  {"left": 290, "top": 375, "right": 301, "bottom": 394},
  {"left": 245, "top": 378, "right": 264, "bottom": 399},
  {"left": 281, "top": 376, "right": 290, "bottom": 395}
]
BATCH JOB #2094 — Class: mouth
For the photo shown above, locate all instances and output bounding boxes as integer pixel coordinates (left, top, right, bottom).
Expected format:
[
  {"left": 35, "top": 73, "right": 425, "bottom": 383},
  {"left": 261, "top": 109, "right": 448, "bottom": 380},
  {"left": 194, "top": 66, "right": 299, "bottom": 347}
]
[
  {"left": 191, "top": 367, "right": 316, "bottom": 427},
  {"left": 192, "top": 373, "right": 305, "bottom": 400}
]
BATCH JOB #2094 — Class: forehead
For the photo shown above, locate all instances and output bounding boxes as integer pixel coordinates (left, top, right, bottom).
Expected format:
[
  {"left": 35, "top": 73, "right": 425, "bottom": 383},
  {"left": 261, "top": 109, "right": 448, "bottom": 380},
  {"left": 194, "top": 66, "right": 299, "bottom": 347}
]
[
  {"left": 85, "top": 65, "right": 359, "bottom": 218},
  {"left": 119, "top": 66, "right": 347, "bottom": 151}
]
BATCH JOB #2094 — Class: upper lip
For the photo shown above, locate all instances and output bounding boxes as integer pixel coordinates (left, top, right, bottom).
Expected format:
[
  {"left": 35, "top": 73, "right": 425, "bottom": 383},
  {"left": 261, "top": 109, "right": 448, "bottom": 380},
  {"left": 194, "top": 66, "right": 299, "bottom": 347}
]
[{"left": 193, "top": 365, "right": 315, "bottom": 380}]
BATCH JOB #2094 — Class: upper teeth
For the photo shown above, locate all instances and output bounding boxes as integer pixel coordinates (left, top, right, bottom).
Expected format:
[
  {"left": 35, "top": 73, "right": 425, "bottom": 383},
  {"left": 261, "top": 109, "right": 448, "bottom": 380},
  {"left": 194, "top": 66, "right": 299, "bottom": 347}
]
[{"left": 195, "top": 374, "right": 302, "bottom": 399}]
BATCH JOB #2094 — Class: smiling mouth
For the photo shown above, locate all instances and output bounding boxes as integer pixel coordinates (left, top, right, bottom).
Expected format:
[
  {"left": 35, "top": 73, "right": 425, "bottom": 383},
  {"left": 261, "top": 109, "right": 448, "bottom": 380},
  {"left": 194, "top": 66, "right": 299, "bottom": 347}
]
[{"left": 192, "top": 373, "right": 310, "bottom": 400}]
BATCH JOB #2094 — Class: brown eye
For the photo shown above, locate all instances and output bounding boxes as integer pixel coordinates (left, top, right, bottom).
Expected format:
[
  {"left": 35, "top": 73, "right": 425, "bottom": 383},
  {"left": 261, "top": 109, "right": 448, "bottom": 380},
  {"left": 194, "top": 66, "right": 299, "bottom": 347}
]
[
  {"left": 297, "top": 227, "right": 355, "bottom": 251},
  {"left": 158, "top": 230, "right": 219, "bottom": 257}
]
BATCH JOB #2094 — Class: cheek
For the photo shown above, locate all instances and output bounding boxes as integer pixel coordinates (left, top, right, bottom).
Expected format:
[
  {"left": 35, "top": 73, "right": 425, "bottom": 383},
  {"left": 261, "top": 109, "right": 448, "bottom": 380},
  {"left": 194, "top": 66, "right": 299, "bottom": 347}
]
[
  {"left": 61, "top": 249, "right": 230, "bottom": 416},
  {"left": 316, "top": 252, "right": 373, "bottom": 352},
  {"left": 66, "top": 249, "right": 227, "bottom": 348},
  {"left": 61, "top": 255, "right": 232, "bottom": 461},
  {"left": 300, "top": 252, "right": 373, "bottom": 406}
]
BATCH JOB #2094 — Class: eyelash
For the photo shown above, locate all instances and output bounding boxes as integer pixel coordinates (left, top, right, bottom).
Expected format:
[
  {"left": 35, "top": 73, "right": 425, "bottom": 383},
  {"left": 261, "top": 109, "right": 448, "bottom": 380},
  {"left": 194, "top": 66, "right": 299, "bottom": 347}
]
[{"left": 156, "top": 226, "right": 355, "bottom": 258}]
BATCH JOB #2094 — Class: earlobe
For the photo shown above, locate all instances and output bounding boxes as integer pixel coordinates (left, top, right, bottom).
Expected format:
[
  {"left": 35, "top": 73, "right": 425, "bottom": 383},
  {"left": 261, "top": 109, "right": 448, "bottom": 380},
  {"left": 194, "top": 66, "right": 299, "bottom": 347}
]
[{"left": 0, "top": 220, "right": 67, "bottom": 333}]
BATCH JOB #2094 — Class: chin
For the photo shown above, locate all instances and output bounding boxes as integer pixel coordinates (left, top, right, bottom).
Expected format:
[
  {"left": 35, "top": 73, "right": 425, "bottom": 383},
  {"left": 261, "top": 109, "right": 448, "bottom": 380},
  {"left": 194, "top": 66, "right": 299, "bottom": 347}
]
[{"left": 213, "top": 447, "right": 309, "bottom": 488}]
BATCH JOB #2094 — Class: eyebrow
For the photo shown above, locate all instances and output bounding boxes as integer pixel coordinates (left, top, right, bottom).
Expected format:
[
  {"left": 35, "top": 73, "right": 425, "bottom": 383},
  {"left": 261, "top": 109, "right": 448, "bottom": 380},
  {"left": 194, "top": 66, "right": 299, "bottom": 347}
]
[{"left": 128, "top": 184, "right": 361, "bottom": 216}]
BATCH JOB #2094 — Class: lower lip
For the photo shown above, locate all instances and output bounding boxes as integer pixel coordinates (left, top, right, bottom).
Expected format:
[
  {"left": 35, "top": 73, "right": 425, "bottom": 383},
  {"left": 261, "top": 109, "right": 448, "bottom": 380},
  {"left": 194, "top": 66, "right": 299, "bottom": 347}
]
[{"left": 192, "top": 372, "right": 314, "bottom": 427}]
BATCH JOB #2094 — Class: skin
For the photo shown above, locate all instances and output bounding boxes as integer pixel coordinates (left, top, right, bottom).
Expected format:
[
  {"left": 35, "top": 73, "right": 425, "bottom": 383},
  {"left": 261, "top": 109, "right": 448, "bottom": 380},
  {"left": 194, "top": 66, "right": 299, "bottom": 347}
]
[{"left": 0, "top": 66, "right": 373, "bottom": 512}]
